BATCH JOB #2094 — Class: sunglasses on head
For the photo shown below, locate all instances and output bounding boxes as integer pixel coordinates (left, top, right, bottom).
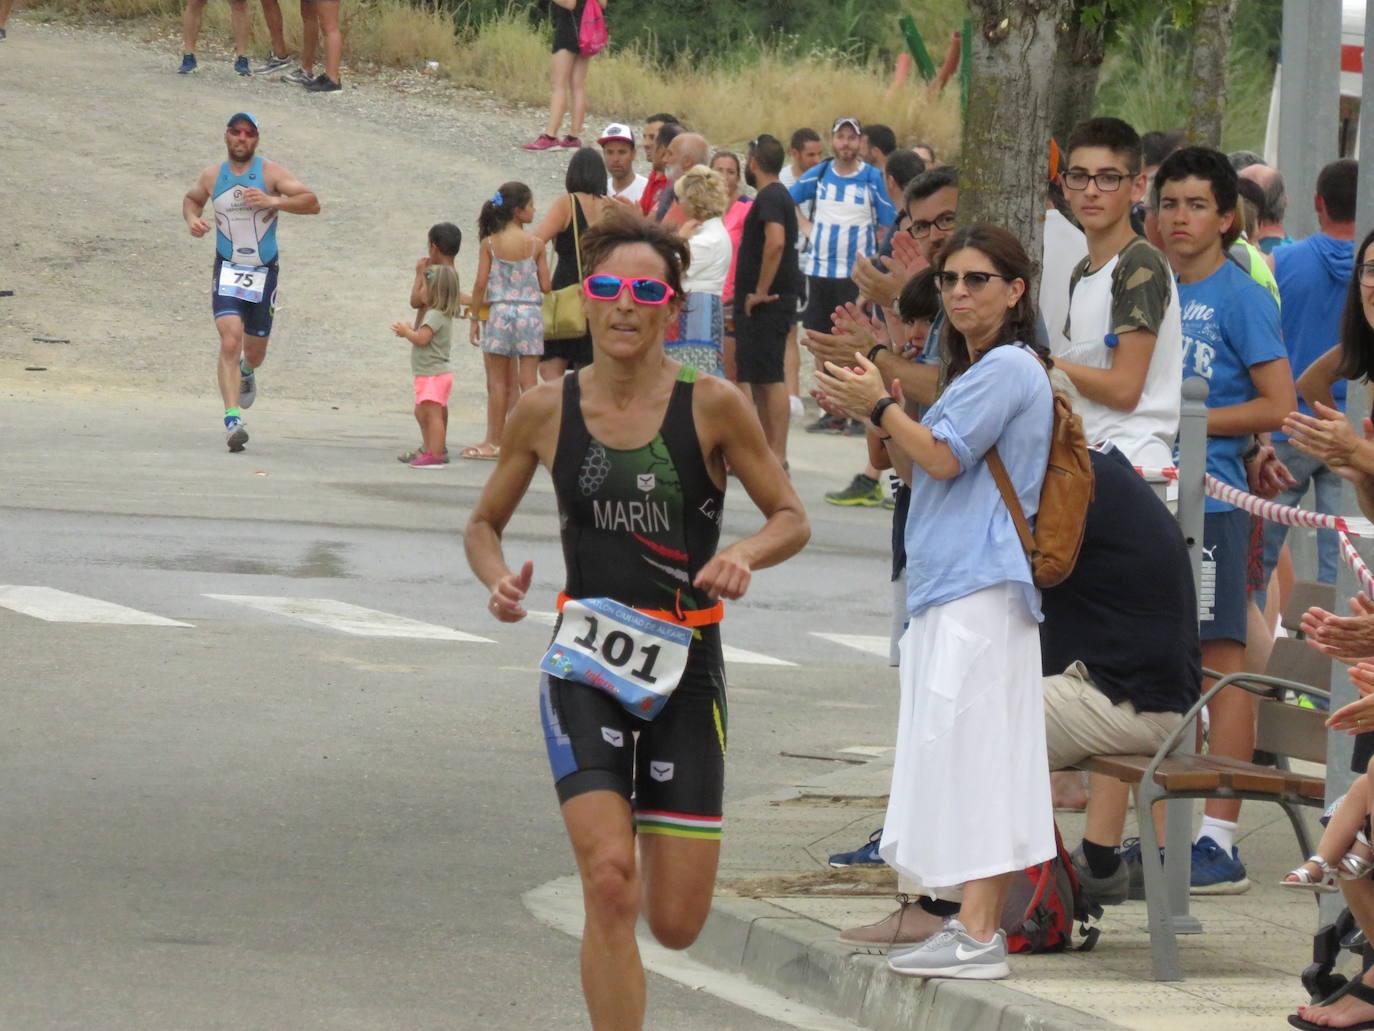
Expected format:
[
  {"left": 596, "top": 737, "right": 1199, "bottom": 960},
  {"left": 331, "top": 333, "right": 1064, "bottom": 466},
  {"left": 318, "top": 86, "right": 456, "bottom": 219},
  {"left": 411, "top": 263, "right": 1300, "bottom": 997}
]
[{"left": 582, "top": 275, "right": 675, "bottom": 305}]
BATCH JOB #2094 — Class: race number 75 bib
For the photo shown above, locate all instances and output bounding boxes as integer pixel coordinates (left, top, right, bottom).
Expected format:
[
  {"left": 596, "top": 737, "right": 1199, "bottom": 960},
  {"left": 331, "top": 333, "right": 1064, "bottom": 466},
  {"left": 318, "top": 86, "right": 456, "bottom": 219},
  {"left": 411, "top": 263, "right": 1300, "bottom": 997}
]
[
  {"left": 540, "top": 598, "right": 693, "bottom": 720},
  {"left": 217, "top": 261, "right": 269, "bottom": 303}
]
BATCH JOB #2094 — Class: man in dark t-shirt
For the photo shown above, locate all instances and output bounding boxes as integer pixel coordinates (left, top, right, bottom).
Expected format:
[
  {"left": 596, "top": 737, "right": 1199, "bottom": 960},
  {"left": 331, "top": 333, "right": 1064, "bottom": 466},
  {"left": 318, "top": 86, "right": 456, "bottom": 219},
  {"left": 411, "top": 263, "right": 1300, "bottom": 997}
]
[
  {"left": 735, "top": 134, "right": 802, "bottom": 465},
  {"left": 1042, "top": 442, "right": 1201, "bottom": 904}
]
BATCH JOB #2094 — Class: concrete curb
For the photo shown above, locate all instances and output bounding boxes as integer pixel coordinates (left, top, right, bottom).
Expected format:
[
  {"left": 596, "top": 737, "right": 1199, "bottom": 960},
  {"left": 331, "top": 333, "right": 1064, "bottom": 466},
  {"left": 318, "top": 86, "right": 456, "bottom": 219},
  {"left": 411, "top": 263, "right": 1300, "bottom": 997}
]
[{"left": 689, "top": 894, "right": 1129, "bottom": 1031}]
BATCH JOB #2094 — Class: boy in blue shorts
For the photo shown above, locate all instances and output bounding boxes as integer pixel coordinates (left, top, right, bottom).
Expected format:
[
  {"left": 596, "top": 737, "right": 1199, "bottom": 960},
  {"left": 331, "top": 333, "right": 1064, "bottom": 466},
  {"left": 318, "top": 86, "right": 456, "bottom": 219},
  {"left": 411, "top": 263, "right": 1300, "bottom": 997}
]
[{"left": 1154, "top": 146, "right": 1296, "bottom": 892}]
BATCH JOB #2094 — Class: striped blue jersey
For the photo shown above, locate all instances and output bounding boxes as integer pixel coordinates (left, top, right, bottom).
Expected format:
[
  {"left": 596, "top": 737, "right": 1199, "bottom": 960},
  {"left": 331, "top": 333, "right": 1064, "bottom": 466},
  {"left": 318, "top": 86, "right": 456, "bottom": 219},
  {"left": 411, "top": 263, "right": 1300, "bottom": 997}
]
[{"left": 789, "top": 161, "right": 895, "bottom": 279}]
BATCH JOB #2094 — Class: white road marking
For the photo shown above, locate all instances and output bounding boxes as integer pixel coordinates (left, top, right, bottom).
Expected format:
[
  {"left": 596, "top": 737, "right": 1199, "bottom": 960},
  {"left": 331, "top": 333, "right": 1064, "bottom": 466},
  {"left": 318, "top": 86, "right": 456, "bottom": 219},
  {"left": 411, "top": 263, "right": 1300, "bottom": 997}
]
[
  {"left": 810, "top": 632, "right": 889, "bottom": 657},
  {"left": 0, "top": 585, "right": 191, "bottom": 627},
  {"left": 721, "top": 644, "right": 795, "bottom": 667},
  {"left": 525, "top": 877, "right": 863, "bottom": 1031},
  {"left": 204, "top": 595, "right": 493, "bottom": 641}
]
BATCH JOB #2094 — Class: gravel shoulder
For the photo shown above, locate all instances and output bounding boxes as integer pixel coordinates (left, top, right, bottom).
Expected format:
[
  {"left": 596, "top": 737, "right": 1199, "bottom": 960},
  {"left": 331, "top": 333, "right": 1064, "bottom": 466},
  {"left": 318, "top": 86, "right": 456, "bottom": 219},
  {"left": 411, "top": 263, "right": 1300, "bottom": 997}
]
[{"left": 0, "top": 18, "right": 590, "bottom": 420}]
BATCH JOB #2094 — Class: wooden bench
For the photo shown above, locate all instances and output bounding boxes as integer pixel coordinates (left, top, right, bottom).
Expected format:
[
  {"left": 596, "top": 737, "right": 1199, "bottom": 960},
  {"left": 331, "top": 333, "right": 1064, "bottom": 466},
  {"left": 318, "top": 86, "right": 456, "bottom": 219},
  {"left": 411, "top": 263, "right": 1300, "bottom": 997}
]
[{"left": 1075, "top": 580, "right": 1336, "bottom": 981}]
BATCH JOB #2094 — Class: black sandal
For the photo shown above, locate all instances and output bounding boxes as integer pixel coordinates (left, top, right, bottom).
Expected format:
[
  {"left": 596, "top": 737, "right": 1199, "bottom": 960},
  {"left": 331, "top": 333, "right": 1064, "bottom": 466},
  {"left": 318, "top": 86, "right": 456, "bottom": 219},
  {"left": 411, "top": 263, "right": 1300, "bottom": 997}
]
[{"left": 1289, "top": 980, "right": 1374, "bottom": 1029}]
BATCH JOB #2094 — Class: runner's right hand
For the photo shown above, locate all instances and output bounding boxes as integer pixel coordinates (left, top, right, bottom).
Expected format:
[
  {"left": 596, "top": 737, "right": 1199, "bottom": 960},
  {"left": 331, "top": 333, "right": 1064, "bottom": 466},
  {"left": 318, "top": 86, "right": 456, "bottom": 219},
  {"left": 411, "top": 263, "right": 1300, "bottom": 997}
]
[
  {"left": 187, "top": 218, "right": 210, "bottom": 237},
  {"left": 489, "top": 561, "right": 533, "bottom": 622}
]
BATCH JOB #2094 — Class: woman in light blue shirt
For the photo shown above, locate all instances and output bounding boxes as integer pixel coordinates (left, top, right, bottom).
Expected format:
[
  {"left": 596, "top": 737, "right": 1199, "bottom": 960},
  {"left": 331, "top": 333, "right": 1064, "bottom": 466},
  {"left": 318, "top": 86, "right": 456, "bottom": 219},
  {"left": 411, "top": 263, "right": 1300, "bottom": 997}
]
[{"left": 817, "top": 224, "right": 1055, "bottom": 980}]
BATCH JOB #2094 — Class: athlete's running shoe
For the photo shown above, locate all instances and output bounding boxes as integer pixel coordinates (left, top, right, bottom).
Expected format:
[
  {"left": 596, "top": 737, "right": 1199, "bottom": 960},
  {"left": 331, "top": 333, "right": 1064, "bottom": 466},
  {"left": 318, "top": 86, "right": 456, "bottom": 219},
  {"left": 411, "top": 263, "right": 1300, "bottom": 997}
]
[
  {"left": 305, "top": 74, "right": 342, "bottom": 93},
  {"left": 233, "top": 55, "right": 251, "bottom": 76},
  {"left": 888, "top": 920, "right": 1009, "bottom": 980},
  {"left": 522, "top": 134, "right": 559, "bottom": 151},
  {"left": 225, "top": 417, "right": 249, "bottom": 453},
  {"left": 1190, "top": 836, "right": 1250, "bottom": 895},
  {"left": 828, "top": 828, "right": 885, "bottom": 868},
  {"left": 178, "top": 53, "right": 198, "bottom": 74},
  {"left": 281, "top": 66, "right": 314, "bottom": 85},
  {"left": 825, "top": 473, "right": 883, "bottom": 507},
  {"left": 239, "top": 368, "right": 257, "bottom": 410},
  {"left": 253, "top": 53, "right": 292, "bottom": 75},
  {"left": 559, "top": 135, "right": 582, "bottom": 148}
]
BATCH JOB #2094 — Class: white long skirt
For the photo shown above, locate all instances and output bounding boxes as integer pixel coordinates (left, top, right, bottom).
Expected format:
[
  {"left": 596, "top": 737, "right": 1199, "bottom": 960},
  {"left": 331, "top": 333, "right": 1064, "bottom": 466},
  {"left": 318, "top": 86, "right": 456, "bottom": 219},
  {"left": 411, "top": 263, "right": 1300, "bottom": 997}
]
[{"left": 878, "top": 582, "right": 1055, "bottom": 895}]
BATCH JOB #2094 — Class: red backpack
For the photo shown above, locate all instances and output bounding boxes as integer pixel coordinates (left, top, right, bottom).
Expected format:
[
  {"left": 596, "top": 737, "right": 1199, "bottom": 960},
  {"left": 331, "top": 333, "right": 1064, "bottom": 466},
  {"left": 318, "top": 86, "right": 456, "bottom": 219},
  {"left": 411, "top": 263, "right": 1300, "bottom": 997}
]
[
  {"left": 1001, "top": 823, "right": 1102, "bottom": 953},
  {"left": 578, "top": 0, "right": 608, "bottom": 56}
]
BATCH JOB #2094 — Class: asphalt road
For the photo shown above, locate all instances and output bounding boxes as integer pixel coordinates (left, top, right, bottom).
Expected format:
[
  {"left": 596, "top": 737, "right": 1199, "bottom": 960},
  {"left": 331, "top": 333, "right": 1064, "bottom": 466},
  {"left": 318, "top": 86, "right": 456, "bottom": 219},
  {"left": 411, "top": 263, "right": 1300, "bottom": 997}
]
[{"left": 0, "top": 393, "right": 897, "bottom": 1030}]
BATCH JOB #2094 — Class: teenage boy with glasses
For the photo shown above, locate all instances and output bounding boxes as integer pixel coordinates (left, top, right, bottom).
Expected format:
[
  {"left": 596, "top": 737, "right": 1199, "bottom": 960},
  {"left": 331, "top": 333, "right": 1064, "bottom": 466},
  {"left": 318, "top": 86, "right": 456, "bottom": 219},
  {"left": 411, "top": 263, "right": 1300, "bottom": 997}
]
[
  {"left": 1056, "top": 117, "right": 1182, "bottom": 471},
  {"left": 1150, "top": 146, "right": 1296, "bottom": 893}
]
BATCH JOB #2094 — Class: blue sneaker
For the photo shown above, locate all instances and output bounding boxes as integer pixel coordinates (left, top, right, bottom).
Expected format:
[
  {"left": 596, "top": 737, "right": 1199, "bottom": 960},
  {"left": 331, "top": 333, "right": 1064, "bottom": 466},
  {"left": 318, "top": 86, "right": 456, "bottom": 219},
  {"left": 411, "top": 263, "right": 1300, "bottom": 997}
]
[
  {"left": 1189, "top": 836, "right": 1250, "bottom": 895},
  {"left": 178, "top": 53, "right": 198, "bottom": 74},
  {"left": 233, "top": 55, "right": 250, "bottom": 76},
  {"left": 829, "top": 828, "right": 885, "bottom": 868}
]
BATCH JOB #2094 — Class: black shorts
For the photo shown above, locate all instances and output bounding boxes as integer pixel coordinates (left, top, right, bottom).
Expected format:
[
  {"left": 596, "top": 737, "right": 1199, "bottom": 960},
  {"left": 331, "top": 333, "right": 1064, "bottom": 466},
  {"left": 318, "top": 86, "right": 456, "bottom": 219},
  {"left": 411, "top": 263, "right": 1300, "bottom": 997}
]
[
  {"left": 539, "top": 640, "right": 727, "bottom": 839},
  {"left": 211, "top": 257, "right": 278, "bottom": 339},
  {"left": 802, "top": 275, "right": 859, "bottom": 334},
  {"left": 551, "top": 0, "right": 583, "bottom": 53},
  {"left": 1200, "top": 508, "right": 1250, "bottom": 644},
  {"left": 541, "top": 332, "right": 593, "bottom": 368},
  {"left": 733, "top": 300, "right": 791, "bottom": 384}
]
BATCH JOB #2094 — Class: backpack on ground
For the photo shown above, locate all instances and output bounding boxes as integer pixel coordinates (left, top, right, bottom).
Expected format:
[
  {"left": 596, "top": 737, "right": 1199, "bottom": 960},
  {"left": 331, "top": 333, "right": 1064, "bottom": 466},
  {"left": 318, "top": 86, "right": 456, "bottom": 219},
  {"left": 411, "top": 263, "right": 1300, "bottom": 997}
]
[
  {"left": 579, "top": 0, "right": 608, "bottom": 56},
  {"left": 987, "top": 388, "right": 1094, "bottom": 588},
  {"left": 1000, "top": 822, "right": 1102, "bottom": 954}
]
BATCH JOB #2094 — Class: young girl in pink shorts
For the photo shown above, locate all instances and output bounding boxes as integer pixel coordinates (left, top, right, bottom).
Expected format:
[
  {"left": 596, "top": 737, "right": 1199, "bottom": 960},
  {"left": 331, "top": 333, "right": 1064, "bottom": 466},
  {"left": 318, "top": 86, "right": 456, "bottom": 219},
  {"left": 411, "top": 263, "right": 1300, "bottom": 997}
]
[{"left": 391, "top": 264, "right": 461, "bottom": 468}]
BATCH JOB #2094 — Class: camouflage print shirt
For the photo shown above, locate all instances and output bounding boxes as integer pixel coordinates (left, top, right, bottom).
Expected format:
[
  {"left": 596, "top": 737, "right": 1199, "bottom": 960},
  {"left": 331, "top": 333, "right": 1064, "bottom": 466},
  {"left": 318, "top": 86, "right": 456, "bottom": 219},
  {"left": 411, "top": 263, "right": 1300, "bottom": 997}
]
[{"left": 1065, "top": 234, "right": 1172, "bottom": 341}]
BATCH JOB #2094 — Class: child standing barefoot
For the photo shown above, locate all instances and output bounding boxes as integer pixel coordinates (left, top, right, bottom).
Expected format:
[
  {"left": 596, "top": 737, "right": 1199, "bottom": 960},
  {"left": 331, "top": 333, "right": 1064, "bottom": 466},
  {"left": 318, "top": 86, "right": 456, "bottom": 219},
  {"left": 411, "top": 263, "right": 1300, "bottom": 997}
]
[
  {"left": 391, "top": 264, "right": 460, "bottom": 468},
  {"left": 463, "top": 182, "right": 550, "bottom": 460}
]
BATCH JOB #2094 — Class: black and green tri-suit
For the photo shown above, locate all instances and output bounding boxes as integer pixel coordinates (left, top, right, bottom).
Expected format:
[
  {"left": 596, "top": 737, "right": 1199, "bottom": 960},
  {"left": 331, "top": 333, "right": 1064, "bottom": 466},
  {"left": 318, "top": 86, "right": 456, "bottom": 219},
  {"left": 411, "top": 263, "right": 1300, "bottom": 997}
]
[{"left": 540, "top": 366, "right": 728, "bottom": 839}]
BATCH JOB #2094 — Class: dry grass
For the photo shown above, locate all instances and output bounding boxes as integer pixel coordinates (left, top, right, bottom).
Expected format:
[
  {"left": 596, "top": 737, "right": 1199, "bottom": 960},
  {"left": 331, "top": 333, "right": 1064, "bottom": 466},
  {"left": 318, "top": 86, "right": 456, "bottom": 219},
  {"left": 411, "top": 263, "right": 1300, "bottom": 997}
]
[
  {"left": 22, "top": 0, "right": 960, "bottom": 153},
  {"left": 450, "top": 12, "right": 961, "bottom": 153}
]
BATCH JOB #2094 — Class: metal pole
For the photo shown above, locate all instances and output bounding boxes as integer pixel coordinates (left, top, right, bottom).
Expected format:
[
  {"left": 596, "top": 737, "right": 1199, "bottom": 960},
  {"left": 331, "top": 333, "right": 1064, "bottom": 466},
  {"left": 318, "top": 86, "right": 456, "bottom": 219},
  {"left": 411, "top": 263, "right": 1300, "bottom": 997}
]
[
  {"left": 1279, "top": 0, "right": 1342, "bottom": 241},
  {"left": 1166, "top": 376, "right": 1209, "bottom": 935},
  {"left": 1361, "top": 1, "right": 1374, "bottom": 233}
]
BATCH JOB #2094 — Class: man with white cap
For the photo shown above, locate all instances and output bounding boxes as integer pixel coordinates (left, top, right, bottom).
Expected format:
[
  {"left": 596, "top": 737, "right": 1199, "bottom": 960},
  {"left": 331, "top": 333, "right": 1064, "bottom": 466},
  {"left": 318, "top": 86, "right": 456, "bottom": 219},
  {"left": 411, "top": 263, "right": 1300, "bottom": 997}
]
[
  {"left": 182, "top": 112, "right": 320, "bottom": 452},
  {"left": 599, "top": 123, "right": 648, "bottom": 205}
]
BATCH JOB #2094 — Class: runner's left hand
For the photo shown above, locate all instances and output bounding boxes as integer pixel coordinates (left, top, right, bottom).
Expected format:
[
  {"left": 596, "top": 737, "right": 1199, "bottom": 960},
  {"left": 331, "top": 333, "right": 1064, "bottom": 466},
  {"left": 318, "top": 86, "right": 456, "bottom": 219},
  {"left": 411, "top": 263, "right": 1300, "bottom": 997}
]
[
  {"left": 242, "top": 188, "right": 277, "bottom": 210},
  {"left": 694, "top": 551, "right": 751, "bottom": 601}
]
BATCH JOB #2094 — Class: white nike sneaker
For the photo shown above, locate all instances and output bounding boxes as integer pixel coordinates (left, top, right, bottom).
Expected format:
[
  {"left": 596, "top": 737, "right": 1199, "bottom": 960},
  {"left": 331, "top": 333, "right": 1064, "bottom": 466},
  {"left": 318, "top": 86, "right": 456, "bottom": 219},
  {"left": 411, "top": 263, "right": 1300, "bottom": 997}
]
[
  {"left": 887, "top": 918, "right": 1009, "bottom": 979},
  {"left": 239, "top": 368, "right": 257, "bottom": 409}
]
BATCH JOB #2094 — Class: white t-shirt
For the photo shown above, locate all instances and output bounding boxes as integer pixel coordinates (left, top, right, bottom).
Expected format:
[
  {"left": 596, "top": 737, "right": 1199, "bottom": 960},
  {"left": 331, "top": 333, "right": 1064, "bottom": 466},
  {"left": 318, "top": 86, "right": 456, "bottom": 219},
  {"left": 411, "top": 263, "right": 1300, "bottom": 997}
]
[
  {"left": 779, "top": 166, "right": 799, "bottom": 187},
  {"left": 682, "top": 217, "right": 732, "bottom": 296},
  {"left": 1058, "top": 246, "right": 1182, "bottom": 469},
  {"left": 1039, "top": 208, "right": 1087, "bottom": 355},
  {"left": 608, "top": 173, "right": 647, "bottom": 205}
]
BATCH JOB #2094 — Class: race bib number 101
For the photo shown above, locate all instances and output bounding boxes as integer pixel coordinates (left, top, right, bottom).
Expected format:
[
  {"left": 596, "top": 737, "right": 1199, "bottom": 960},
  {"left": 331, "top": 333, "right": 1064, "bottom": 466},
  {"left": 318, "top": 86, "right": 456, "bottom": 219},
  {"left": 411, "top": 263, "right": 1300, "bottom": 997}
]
[
  {"left": 540, "top": 598, "right": 693, "bottom": 720},
  {"left": 217, "top": 261, "right": 269, "bottom": 303}
]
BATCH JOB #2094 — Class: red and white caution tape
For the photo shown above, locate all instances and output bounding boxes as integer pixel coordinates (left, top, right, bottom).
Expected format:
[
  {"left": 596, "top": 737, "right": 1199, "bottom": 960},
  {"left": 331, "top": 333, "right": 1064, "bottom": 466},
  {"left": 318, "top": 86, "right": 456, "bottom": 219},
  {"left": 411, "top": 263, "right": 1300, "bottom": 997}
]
[
  {"left": 1202, "top": 475, "right": 1374, "bottom": 537},
  {"left": 1340, "top": 533, "right": 1374, "bottom": 598}
]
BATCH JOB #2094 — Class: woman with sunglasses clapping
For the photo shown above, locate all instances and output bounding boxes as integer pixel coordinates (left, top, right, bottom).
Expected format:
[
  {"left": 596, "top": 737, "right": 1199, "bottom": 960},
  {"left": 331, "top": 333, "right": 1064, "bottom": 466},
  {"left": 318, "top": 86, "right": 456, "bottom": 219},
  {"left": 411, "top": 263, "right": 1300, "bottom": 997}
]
[
  {"left": 816, "top": 224, "right": 1056, "bottom": 981},
  {"left": 465, "top": 207, "right": 809, "bottom": 1030}
]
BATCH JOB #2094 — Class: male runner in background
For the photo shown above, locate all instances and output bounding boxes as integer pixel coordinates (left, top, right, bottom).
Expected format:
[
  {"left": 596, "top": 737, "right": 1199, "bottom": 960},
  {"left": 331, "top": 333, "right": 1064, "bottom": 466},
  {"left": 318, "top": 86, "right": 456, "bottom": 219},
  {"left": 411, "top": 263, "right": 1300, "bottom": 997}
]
[{"left": 183, "top": 113, "right": 320, "bottom": 452}]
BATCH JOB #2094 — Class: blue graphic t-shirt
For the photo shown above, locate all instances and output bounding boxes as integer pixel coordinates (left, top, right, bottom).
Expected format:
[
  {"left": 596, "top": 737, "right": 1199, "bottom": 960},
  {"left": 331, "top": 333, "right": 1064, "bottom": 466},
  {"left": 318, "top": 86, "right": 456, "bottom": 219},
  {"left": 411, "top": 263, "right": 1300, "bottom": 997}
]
[{"left": 1177, "top": 259, "right": 1286, "bottom": 512}]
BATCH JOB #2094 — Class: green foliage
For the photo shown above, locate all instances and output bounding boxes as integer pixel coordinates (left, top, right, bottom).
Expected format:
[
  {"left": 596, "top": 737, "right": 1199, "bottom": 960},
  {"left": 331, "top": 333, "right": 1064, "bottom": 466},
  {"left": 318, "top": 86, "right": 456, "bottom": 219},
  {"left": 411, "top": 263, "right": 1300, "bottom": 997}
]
[{"left": 1093, "top": 1, "right": 1277, "bottom": 152}]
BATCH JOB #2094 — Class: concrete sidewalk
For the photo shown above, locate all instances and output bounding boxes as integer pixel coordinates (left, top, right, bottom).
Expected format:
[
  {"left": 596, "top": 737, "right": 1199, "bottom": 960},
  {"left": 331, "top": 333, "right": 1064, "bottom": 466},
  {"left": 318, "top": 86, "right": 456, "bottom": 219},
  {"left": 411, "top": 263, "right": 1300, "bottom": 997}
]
[{"left": 689, "top": 746, "right": 1335, "bottom": 1031}]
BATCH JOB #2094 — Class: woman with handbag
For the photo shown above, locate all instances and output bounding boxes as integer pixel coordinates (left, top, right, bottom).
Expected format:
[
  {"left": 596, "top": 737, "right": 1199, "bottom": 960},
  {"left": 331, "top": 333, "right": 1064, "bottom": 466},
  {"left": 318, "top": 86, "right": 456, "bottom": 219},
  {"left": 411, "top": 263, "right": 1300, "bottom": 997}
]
[
  {"left": 521, "top": 0, "right": 608, "bottom": 151},
  {"left": 815, "top": 224, "right": 1056, "bottom": 981},
  {"left": 533, "top": 147, "right": 610, "bottom": 379}
]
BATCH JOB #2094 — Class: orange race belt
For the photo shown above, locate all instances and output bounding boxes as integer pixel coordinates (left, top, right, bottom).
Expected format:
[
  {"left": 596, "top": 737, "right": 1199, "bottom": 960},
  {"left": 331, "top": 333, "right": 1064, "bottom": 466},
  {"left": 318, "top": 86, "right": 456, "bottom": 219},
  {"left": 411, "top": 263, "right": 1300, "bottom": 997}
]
[{"left": 556, "top": 591, "right": 724, "bottom": 628}]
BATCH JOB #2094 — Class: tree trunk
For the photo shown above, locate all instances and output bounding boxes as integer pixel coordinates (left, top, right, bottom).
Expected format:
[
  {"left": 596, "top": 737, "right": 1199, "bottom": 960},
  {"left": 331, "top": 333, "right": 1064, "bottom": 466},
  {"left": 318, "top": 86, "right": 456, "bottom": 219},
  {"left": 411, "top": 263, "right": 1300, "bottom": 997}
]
[
  {"left": 961, "top": 0, "right": 1067, "bottom": 278},
  {"left": 1187, "top": 0, "right": 1240, "bottom": 146},
  {"left": 1047, "top": 1, "right": 1109, "bottom": 146}
]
